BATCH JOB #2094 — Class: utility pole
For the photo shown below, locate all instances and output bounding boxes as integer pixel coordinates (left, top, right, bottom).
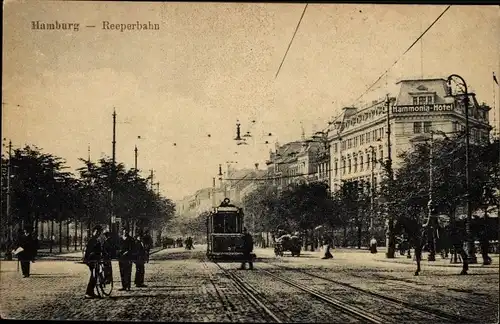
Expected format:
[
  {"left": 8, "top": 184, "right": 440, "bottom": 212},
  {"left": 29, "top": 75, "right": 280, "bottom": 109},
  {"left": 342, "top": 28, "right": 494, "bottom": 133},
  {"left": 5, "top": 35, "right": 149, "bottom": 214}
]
[
  {"left": 5, "top": 140, "right": 13, "bottom": 260},
  {"left": 111, "top": 109, "right": 116, "bottom": 236},
  {"left": 134, "top": 145, "right": 138, "bottom": 171},
  {"left": 150, "top": 169, "right": 154, "bottom": 191},
  {"left": 212, "top": 177, "right": 216, "bottom": 208},
  {"left": 369, "top": 145, "right": 375, "bottom": 236},
  {"left": 385, "top": 94, "right": 396, "bottom": 258},
  {"left": 426, "top": 132, "right": 437, "bottom": 261},
  {"left": 447, "top": 74, "right": 476, "bottom": 264}
]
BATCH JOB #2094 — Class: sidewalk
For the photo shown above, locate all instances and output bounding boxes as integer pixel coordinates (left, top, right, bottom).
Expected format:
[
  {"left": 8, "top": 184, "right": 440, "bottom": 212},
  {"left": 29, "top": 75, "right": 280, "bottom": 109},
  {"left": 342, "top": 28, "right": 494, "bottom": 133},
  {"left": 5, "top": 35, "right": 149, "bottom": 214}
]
[{"left": 254, "top": 246, "right": 499, "bottom": 269}]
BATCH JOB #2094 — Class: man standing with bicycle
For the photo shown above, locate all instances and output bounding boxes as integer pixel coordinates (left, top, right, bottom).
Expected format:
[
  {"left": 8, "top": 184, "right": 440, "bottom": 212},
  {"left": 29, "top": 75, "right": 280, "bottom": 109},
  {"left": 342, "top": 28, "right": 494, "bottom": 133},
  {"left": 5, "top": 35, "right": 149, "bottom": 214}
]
[
  {"left": 83, "top": 225, "right": 103, "bottom": 299},
  {"left": 118, "top": 228, "right": 134, "bottom": 291}
]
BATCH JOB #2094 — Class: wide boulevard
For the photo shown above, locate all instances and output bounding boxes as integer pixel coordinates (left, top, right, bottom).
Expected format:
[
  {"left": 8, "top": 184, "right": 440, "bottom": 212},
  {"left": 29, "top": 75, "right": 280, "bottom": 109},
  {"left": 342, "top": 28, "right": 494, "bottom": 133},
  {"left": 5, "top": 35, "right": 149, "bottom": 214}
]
[{"left": 1, "top": 247, "right": 498, "bottom": 323}]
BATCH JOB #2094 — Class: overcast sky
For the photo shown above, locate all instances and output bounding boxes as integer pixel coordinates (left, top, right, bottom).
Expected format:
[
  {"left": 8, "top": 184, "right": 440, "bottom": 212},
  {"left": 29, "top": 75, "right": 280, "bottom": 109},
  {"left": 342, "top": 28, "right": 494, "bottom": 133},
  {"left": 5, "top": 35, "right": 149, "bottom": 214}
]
[{"left": 3, "top": 2, "right": 499, "bottom": 201}]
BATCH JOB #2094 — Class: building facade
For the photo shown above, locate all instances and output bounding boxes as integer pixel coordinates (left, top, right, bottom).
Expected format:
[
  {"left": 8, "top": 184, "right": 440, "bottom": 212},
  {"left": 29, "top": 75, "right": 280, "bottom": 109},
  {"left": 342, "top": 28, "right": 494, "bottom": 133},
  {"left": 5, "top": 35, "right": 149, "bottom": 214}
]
[
  {"left": 327, "top": 78, "right": 492, "bottom": 192},
  {"left": 265, "top": 139, "right": 327, "bottom": 191}
]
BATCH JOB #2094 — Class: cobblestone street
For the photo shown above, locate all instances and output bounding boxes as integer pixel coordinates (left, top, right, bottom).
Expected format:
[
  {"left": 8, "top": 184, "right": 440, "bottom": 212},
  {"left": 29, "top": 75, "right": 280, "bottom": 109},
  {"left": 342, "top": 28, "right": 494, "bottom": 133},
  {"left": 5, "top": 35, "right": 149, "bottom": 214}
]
[{"left": 1, "top": 246, "right": 498, "bottom": 322}]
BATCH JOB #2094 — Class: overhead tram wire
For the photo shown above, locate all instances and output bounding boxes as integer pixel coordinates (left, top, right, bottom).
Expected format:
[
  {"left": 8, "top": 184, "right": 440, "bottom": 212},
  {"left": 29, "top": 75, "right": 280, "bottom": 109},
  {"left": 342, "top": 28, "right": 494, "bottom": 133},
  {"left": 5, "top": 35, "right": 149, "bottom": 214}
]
[
  {"left": 351, "top": 5, "right": 452, "bottom": 107},
  {"left": 275, "top": 3, "right": 309, "bottom": 80}
]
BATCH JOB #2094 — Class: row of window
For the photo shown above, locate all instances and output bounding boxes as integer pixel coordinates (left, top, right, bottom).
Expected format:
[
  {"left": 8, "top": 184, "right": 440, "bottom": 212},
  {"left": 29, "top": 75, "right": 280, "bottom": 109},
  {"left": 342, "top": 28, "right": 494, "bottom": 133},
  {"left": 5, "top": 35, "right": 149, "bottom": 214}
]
[
  {"left": 336, "top": 126, "right": 385, "bottom": 152},
  {"left": 413, "top": 121, "right": 433, "bottom": 133},
  {"left": 412, "top": 96, "right": 434, "bottom": 105},
  {"left": 333, "top": 149, "right": 384, "bottom": 176}
]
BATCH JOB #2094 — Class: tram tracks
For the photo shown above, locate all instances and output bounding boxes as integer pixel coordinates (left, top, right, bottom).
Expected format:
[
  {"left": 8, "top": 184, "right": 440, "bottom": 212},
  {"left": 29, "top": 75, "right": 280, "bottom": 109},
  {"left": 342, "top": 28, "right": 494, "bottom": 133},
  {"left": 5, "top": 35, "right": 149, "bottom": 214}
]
[
  {"left": 264, "top": 262, "right": 473, "bottom": 323},
  {"left": 211, "top": 260, "right": 385, "bottom": 323}
]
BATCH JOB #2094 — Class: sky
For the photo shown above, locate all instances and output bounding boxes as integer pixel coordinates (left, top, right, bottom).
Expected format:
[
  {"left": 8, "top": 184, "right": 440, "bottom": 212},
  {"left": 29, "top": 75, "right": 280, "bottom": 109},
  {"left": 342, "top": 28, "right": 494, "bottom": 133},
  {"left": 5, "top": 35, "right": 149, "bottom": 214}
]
[{"left": 3, "top": 2, "right": 499, "bottom": 201}]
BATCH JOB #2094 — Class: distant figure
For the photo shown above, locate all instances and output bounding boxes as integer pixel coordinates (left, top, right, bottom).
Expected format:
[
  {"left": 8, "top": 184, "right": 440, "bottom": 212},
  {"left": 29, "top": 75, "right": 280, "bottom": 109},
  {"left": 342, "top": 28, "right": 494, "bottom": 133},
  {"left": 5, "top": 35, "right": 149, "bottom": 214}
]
[
  {"left": 142, "top": 230, "right": 153, "bottom": 263},
  {"left": 322, "top": 237, "right": 333, "bottom": 259},
  {"left": 14, "top": 226, "right": 37, "bottom": 278},
  {"left": 240, "top": 227, "right": 254, "bottom": 270},
  {"left": 370, "top": 237, "right": 378, "bottom": 254},
  {"left": 185, "top": 237, "right": 194, "bottom": 250}
]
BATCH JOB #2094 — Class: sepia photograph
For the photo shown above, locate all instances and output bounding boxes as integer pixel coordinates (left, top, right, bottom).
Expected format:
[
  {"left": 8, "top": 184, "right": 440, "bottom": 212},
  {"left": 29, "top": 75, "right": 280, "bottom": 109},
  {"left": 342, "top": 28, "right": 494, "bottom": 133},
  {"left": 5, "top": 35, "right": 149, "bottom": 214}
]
[{"left": 1, "top": 1, "right": 499, "bottom": 322}]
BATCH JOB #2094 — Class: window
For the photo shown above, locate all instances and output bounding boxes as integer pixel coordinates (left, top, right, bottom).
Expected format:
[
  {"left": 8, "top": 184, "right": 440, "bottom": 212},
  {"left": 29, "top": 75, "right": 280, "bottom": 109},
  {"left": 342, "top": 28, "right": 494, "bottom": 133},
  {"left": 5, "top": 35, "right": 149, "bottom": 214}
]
[
  {"left": 424, "top": 121, "right": 432, "bottom": 133},
  {"left": 348, "top": 159, "right": 352, "bottom": 174},
  {"left": 419, "top": 96, "right": 426, "bottom": 105},
  {"left": 334, "top": 162, "right": 338, "bottom": 176},
  {"left": 334, "top": 143, "right": 338, "bottom": 153},
  {"left": 414, "top": 122, "right": 422, "bottom": 133},
  {"left": 342, "top": 160, "right": 346, "bottom": 175},
  {"left": 413, "top": 97, "right": 418, "bottom": 105},
  {"left": 380, "top": 149, "right": 384, "bottom": 163},
  {"left": 354, "top": 157, "right": 358, "bottom": 173},
  {"left": 427, "top": 96, "right": 433, "bottom": 104},
  {"left": 373, "top": 152, "right": 377, "bottom": 166},
  {"left": 452, "top": 121, "right": 458, "bottom": 132},
  {"left": 366, "top": 132, "right": 371, "bottom": 142},
  {"left": 360, "top": 156, "right": 364, "bottom": 171}
]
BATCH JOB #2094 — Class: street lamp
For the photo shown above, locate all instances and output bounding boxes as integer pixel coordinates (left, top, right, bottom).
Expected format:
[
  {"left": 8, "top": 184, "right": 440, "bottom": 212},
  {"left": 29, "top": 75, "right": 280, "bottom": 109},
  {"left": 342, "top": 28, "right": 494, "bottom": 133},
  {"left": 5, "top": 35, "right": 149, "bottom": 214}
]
[
  {"left": 2, "top": 138, "right": 13, "bottom": 260},
  {"left": 447, "top": 74, "right": 477, "bottom": 264}
]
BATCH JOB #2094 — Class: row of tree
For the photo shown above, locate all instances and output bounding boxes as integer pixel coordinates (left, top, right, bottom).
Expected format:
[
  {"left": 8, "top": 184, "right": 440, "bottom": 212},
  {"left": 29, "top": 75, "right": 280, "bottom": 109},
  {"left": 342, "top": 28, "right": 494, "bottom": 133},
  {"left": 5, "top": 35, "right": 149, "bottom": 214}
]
[
  {"left": 1, "top": 144, "right": 175, "bottom": 250},
  {"left": 241, "top": 132, "right": 499, "bottom": 253}
]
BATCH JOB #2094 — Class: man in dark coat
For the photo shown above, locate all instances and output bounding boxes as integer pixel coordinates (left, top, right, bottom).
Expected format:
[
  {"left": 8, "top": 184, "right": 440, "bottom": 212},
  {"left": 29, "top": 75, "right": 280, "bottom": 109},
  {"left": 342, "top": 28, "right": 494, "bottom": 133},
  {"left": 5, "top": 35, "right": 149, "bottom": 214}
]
[
  {"left": 240, "top": 227, "right": 254, "bottom": 270},
  {"left": 83, "top": 225, "right": 103, "bottom": 298},
  {"left": 118, "top": 228, "right": 135, "bottom": 291},
  {"left": 133, "top": 234, "right": 148, "bottom": 287},
  {"left": 15, "top": 226, "right": 37, "bottom": 278},
  {"left": 101, "top": 231, "right": 115, "bottom": 284}
]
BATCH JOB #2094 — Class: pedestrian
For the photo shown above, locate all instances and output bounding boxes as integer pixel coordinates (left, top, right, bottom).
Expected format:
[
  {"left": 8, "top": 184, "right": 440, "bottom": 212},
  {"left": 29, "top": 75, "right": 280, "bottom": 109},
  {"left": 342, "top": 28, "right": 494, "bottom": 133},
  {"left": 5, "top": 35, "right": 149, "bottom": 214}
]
[
  {"left": 133, "top": 234, "right": 148, "bottom": 288},
  {"left": 240, "top": 227, "right": 254, "bottom": 270},
  {"left": 118, "top": 228, "right": 134, "bottom": 291},
  {"left": 83, "top": 225, "right": 103, "bottom": 299},
  {"left": 370, "top": 237, "right": 378, "bottom": 254},
  {"left": 142, "top": 229, "right": 153, "bottom": 263},
  {"left": 321, "top": 237, "right": 333, "bottom": 259},
  {"left": 14, "top": 226, "right": 37, "bottom": 278}
]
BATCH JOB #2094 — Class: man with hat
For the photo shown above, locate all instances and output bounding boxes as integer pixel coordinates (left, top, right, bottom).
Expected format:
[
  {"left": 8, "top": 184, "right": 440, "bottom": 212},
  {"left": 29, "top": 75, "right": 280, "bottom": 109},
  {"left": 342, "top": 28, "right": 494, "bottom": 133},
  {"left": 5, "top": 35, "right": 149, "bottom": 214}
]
[
  {"left": 14, "top": 226, "right": 37, "bottom": 278},
  {"left": 240, "top": 227, "right": 254, "bottom": 270},
  {"left": 118, "top": 228, "right": 135, "bottom": 291},
  {"left": 133, "top": 231, "right": 148, "bottom": 288},
  {"left": 83, "top": 225, "right": 103, "bottom": 298}
]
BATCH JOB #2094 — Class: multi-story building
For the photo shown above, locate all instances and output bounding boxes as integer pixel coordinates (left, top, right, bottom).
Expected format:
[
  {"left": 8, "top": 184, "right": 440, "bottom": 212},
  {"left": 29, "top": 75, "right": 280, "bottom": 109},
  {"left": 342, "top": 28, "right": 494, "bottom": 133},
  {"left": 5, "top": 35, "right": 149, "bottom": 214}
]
[
  {"left": 265, "top": 139, "right": 327, "bottom": 191},
  {"left": 327, "top": 77, "right": 492, "bottom": 192}
]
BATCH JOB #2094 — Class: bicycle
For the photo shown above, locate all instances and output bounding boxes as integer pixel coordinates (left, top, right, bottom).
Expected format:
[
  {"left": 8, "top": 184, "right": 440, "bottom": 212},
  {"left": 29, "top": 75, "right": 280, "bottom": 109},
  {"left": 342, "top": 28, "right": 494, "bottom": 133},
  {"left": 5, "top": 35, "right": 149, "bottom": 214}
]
[{"left": 93, "top": 259, "right": 113, "bottom": 297}]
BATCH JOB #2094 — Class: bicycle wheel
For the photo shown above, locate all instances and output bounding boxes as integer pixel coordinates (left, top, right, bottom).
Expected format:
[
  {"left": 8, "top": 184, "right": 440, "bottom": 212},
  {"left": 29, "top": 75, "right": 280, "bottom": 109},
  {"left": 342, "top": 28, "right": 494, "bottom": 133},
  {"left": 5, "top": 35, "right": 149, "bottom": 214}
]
[{"left": 97, "top": 262, "right": 113, "bottom": 296}]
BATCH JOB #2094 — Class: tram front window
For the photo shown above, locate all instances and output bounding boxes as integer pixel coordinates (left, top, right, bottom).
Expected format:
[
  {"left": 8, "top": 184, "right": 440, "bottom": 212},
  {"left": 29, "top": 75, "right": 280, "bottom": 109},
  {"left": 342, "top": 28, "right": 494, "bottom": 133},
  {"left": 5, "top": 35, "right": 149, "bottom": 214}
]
[
  {"left": 224, "top": 214, "right": 236, "bottom": 233},
  {"left": 214, "top": 214, "right": 224, "bottom": 233},
  {"left": 213, "top": 212, "right": 238, "bottom": 233}
]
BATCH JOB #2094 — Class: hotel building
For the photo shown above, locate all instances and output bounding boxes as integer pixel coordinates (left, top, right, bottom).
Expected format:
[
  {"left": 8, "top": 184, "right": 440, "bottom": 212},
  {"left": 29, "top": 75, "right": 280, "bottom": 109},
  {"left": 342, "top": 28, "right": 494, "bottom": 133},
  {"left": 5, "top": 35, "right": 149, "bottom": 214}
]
[{"left": 327, "top": 78, "right": 492, "bottom": 192}]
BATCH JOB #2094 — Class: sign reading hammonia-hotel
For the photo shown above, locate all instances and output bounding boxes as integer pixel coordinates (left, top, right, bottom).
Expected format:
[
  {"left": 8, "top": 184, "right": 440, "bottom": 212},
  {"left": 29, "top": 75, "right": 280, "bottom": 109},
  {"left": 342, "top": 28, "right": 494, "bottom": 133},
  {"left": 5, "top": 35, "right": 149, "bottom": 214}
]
[{"left": 392, "top": 103, "right": 454, "bottom": 114}]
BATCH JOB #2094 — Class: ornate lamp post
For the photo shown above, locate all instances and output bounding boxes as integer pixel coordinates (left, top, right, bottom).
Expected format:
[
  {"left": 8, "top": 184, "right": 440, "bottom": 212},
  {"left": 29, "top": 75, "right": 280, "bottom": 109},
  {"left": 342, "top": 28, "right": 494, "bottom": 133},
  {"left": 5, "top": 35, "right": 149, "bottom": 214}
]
[{"left": 447, "top": 74, "right": 477, "bottom": 264}]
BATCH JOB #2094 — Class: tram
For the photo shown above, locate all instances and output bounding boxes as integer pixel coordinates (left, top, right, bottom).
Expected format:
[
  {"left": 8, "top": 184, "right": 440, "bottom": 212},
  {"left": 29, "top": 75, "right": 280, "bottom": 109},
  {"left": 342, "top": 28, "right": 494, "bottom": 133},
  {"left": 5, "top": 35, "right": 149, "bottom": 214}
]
[{"left": 206, "top": 198, "right": 246, "bottom": 261}]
